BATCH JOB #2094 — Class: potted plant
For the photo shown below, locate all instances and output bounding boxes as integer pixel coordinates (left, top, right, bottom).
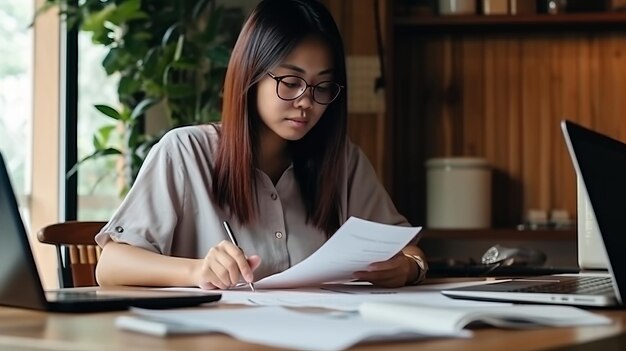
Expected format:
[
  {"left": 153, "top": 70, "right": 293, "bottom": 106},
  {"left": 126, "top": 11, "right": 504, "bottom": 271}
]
[{"left": 38, "top": 0, "right": 244, "bottom": 196}]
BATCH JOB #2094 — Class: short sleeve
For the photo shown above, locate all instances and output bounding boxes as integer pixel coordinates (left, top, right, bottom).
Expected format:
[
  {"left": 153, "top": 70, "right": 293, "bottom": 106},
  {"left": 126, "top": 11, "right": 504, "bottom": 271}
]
[
  {"left": 344, "top": 141, "right": 412, "bottom": 228},
  {"left": 95, "top": 131, "right": 187, "bottom": 254}
]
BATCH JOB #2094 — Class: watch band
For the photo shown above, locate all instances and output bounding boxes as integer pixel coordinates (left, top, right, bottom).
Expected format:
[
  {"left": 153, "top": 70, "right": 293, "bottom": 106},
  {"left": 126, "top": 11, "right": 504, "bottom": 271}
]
[{"left": 404, "top": 253, "right": 428, "bottom": 285}]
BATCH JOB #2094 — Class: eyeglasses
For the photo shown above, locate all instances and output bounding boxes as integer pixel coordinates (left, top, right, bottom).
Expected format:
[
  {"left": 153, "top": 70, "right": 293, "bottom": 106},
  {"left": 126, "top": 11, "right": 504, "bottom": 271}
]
[{"left": 267, "top": 72, "right": 343, "bottom": 105}]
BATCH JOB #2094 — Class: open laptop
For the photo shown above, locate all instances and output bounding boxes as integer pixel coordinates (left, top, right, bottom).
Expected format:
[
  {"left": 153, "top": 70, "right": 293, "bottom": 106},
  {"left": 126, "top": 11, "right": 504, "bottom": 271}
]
[
  {"left": 0, "top": 152, "right": 221, "bottom": 312},
  {"left": 441, "top": 120, "right": 625, "bottom": 307}
]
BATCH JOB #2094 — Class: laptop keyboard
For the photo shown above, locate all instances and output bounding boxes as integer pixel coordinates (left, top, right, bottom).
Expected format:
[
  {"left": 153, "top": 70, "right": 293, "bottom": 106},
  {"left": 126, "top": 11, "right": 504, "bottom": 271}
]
[{"left": 512, "top": 276, "right": 614, "bottom": 295}]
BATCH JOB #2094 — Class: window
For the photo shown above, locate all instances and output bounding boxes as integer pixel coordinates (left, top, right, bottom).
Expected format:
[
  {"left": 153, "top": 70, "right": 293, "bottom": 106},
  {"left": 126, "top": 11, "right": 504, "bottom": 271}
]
[
  {"left": 76, "top": 32, "right": 121, "bottom": 220},
  {"left": 0, "top": 0, "right": 34, "bottom": 225}
]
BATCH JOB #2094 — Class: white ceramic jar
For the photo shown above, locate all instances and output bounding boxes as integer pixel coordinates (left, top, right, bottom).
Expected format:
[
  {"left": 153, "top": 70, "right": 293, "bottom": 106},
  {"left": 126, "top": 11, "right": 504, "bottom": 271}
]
[
  {"left": 425, "top": 157, "right": 492, "bottom": 229},
  {"left": 438, "top": 0, "right": 477, "bottom": 15}
]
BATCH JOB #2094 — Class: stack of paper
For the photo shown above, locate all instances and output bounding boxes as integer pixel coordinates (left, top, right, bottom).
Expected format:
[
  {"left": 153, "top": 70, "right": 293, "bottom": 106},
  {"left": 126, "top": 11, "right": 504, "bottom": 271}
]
[
  {"left": 116, "top": 303, "right": 611, "bottom": 350},
  {"left": 117, "top": 305, "right": 467, "bottom": 350}
]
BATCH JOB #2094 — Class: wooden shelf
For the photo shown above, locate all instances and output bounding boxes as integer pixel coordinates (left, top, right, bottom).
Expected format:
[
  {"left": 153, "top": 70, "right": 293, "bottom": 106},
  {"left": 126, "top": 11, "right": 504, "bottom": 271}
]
[
  {"left": 421, "top": 228, "right": 575, "bottom": 241},
  {"left": 394, "top": 12, "right": 626, "bottom": 31}
]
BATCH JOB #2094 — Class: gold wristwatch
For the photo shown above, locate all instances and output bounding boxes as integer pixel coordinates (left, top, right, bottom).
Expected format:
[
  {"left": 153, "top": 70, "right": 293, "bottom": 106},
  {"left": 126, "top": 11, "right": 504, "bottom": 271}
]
[{"left": 404, "top": 253, "right": 428, "bottom": 285}]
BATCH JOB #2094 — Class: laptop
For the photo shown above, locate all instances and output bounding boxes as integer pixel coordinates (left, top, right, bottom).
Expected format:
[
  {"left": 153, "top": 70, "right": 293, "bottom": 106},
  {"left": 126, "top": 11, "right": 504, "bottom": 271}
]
[
  {"left": 0, "top": 152, "right": 221, "bottom": 312},
  {"left": 441, "top": 120, "right": 625, "bottom": 307}
]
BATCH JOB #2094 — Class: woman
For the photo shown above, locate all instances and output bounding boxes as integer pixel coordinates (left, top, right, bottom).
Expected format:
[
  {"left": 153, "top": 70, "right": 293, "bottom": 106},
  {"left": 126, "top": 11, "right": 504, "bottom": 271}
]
[{"left": 95, "top": 0, "right": 427, "bottom": 290}]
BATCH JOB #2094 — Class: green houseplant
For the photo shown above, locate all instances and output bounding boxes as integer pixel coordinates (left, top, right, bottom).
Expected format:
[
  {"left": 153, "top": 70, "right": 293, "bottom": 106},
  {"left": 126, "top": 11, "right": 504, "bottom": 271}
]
[{"left": 39, "top": 0, "right": 244, "bottom": 195}]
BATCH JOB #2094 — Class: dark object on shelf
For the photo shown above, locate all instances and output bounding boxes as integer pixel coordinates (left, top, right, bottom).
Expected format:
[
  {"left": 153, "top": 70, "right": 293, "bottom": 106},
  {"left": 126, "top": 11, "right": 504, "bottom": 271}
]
[
  {"left": 537, "top": 0, "right": 567, "bottom": 14},
  {"left": 481, "top": 244, "right": 547, "bottom": 266}
]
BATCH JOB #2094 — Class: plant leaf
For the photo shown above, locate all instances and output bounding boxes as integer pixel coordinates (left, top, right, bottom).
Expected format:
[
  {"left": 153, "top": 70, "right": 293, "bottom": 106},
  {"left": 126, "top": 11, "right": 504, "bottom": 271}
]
[
  {"left": 102, "top": 48, "right": 122, "bottom": 75},
  {"left": 92, "top": 125, "right": 117, "bottom": 149},
  {"left": 118, "top": 75, "right": 142, "bottom": 98},
  {"left": 66, "top": 148, "right": 122, "bottom": 178},
  {"left": 162, "top": 23, "right": 181, "bottom": 46},
  {"left": 192, "top": 0, "right": 211, "bottom": 21},
  {"left": 81, "top": 4, "right": 116, "bottom": 32},
  {"left": 94, "top": 105, "right": 121, "bottom": 120},
  {"left": 174, "top": 34, "right": 185, "bottom": 61},
  {"left": 130, "top": 99, "right": 157, "bottom": 120}
]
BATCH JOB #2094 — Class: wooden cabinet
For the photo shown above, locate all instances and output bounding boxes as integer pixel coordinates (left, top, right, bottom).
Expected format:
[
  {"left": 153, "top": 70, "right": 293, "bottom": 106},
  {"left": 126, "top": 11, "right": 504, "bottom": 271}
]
[{"left": 384, "top": 4, "right": 626, "bottom": 228}]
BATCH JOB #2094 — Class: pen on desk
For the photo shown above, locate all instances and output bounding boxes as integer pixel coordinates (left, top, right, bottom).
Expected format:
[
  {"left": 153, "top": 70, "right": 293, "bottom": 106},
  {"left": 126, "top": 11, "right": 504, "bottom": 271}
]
[{"left": 222, "top": 220, "right": 256, "bottom": 292}]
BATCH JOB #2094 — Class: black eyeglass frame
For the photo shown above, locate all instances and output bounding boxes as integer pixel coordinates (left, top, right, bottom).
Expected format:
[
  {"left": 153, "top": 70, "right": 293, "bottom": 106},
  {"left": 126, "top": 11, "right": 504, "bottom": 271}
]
[{"left": 267, "top": 72, "right": 343, "bottom": 105}]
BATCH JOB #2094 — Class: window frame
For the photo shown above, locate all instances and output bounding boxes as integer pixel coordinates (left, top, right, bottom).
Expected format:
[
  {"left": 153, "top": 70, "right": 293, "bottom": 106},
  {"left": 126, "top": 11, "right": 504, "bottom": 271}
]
[{"left": 31, "top": 0, "right": 64, "bottom": 289}]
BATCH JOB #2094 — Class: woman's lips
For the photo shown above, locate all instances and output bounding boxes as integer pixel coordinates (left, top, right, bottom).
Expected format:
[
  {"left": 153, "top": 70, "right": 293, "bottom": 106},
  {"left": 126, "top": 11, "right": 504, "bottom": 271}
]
[{"left": 285, "top": 117, "right": 308, "bottom": 127}]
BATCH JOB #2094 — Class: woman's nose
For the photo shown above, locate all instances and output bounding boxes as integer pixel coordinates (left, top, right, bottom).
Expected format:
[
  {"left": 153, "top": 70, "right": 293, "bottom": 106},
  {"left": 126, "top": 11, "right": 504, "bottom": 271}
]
[{"left": 293, "top": 88, "right": 314, "bottom": 110}]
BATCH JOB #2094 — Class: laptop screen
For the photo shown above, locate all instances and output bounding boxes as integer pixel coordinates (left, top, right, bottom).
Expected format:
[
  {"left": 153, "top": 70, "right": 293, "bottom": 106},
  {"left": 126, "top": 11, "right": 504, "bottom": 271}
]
[
  {"left": 577, "top": 176, "right": 609, "bottom": 270},
  {"left": 563, "top": 121, "right": 626, "bottom": 303},
  {"left": 0, "top": 154, "right": 48, "bottom": 309}
]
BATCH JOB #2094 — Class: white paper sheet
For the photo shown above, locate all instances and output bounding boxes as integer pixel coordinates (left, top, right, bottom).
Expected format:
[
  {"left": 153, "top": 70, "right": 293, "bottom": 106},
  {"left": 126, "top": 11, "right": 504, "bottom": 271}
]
[
  {"left": 119, "top": 306, "right": 468, "bottom": 351},
  {"left": 129, "top": 282, "right": 611, "bottom": 350},
  {"left": 359, "top": 302, "right": 612, "bottom": 334},
  {"left": 255, "top": 216, "right": 422, "bottom": 288},
  {"left": 117, "top": 302, "right": 610, "bottom": 350},
  {"left": 163, "top": 281, "right": 513, "bottom": 311},
  {"left": 215, "top": 282, "right": 512, "bottom": 311}
]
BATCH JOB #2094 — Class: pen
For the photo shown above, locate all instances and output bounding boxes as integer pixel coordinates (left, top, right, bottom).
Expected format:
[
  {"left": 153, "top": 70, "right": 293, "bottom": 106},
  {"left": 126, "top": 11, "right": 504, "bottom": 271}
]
[{"left": 222, "top": 220, "right": 256, "bottom": 292}]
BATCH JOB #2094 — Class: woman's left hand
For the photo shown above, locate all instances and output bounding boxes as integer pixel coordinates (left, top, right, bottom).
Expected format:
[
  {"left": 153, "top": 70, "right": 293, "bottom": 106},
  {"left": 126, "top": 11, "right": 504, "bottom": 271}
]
[{"left": 352, "top": 252, "right": 412, "bottom": 288}]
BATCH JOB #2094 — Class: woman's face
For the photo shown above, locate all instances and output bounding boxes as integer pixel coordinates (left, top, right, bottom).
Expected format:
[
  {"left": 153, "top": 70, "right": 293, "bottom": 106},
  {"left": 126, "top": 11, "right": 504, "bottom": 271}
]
[{"left": 256, "top": 37, "right": 335, "bottom": 143}]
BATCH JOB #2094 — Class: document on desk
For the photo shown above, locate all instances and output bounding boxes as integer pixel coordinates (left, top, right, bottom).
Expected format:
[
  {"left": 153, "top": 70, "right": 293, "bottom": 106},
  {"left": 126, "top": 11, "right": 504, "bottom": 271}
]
[
  {"left": 359, "top": 302, "right": 612, "bottom": 334},
  {"left": 116, "top": 303, "right": 611, "bottom": 350},
  {"left": 117, "top": 305, "right": 468, "bottom": 351},
  {"left": 255, "top": 216, "right": 422, "bottom": 289},
  {"left": 215, "top": 281, "right": 513, "bottom": 311}
]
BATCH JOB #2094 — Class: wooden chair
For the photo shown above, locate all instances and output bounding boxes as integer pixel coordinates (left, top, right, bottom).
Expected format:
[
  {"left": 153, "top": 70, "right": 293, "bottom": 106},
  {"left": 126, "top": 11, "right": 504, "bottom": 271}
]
[{"left": 37, "top": 221, "right": 107, "bottom": 288}]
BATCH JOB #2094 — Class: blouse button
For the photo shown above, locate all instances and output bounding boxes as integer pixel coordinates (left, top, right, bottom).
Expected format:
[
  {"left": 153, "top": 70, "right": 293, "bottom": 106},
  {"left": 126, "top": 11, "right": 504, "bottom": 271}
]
[
  {"left": 270, "top": 193, "right": 278, "bottom": 200},
  {"left": 274, "top": 231, "right": 283, "bottom": 239},
  {"left": 115, "top": 226, "right": 124, "bottom": 233}
]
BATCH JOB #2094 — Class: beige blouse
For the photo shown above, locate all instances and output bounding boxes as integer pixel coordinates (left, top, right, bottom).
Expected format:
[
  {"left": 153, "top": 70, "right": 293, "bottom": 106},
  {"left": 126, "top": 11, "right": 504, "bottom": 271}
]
[{"left": 95, "top": 124, "right": 411, "bottom": 280}]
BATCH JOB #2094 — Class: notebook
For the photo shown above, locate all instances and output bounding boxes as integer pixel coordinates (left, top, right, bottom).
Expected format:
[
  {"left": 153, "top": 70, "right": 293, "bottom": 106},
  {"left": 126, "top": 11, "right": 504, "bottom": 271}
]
[
  {"left": 441, "top": 120, "right": 625, "bottom": 307},
  {"left": 0, "top": 152, "right": 221, "bottom": 312}
]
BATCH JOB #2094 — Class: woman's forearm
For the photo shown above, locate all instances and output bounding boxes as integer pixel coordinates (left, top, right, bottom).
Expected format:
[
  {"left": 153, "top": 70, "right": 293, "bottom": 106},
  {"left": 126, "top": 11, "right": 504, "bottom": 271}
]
[{"left": 95, "top": 242, "right": 201, "bottom": 287}]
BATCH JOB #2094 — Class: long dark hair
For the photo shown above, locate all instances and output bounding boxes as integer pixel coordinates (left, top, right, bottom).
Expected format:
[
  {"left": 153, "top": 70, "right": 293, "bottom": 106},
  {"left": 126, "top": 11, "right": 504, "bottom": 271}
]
[{"left": 213, "top": 0, "right": 347, "bottom": 235}]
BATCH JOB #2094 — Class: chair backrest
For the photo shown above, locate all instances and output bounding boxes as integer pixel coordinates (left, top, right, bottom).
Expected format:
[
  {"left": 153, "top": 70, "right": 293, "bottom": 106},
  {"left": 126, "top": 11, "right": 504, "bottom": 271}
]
[{"left": 37, "top": 221, "right": 107, "bottom": 288}]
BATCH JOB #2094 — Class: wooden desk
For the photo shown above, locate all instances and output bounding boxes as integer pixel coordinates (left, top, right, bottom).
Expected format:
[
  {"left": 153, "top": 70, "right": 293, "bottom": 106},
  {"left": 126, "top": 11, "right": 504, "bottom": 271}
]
[{"left": 0, "top": 304, "right": 624, "bottom": 351}]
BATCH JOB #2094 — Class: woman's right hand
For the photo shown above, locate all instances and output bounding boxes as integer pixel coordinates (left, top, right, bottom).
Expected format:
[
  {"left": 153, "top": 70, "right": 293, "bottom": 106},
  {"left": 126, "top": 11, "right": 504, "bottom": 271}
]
[{"left": 194, "top": 240, "right": 261, "bottom": 290}]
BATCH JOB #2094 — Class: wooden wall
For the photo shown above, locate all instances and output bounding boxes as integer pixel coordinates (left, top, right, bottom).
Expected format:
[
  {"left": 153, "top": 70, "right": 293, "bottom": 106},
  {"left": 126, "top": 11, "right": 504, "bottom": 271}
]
[
  {"left": 324, "top": 0, "right": 387, "bottom": 177},
  {"left": 390, "top": 30, "right": 626, "bottom": 227}
]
